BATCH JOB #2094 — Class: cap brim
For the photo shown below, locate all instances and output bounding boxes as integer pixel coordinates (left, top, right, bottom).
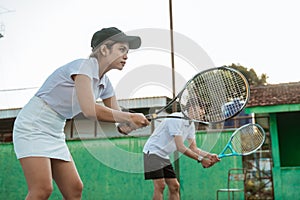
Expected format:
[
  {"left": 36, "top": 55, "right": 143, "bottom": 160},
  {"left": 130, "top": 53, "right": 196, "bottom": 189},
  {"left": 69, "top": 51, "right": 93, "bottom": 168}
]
[
  {"left": 112, "top": 35, "right": 141, "bottom": 49},
  {"left": 125, "top": 36, "right": 141, "bottom": 49}
]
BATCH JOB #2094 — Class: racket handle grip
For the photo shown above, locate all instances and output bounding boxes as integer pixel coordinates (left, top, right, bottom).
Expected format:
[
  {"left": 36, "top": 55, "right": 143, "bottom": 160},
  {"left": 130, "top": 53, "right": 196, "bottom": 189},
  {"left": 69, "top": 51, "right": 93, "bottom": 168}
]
[{"left": 218, "top": 154, "right": 224, "bottom": 158}]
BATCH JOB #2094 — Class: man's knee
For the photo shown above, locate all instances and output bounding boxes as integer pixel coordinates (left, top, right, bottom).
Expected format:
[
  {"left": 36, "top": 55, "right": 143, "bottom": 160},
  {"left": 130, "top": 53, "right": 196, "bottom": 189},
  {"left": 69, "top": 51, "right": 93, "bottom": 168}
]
[
  {"left": 154, "top": 180, "right": 166, "bottom": 192},
  {"left": 169, "top": 181, "right": 180, "bottom": 193}
]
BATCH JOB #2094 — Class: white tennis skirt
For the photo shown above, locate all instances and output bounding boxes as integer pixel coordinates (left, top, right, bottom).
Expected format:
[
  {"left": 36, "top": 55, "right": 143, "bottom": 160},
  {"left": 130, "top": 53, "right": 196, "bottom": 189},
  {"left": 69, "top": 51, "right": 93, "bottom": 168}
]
[{"left": 13, "top": 96, "right": 71, "bottom": 161}]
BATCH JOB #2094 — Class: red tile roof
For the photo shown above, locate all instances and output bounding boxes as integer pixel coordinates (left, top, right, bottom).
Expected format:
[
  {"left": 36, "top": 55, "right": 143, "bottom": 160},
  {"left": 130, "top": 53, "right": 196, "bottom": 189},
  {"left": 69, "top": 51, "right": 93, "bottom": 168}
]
[{"left": 247, "top": 82, "right": 300, "bottom": 107}]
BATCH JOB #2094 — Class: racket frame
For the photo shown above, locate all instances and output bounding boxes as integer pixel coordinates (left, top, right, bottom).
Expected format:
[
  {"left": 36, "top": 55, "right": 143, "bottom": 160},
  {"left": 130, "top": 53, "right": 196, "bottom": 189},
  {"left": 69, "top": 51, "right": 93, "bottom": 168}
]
[
  {"left": 146, "top": 66, "right": 250, "bottom": 124},
  {"left": 218, "top": 123, "right": 266, "bottom": 158}
]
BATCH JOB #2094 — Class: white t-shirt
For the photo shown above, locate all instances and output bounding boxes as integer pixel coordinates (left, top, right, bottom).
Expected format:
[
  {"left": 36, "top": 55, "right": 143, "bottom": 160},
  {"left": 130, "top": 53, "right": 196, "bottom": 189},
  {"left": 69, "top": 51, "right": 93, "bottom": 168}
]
[
  {"left": 35, "top": 57, "right": 114, "bottom": 119},
  {"left": 143, "top": 112, "right": 196, "bottom": 159}
]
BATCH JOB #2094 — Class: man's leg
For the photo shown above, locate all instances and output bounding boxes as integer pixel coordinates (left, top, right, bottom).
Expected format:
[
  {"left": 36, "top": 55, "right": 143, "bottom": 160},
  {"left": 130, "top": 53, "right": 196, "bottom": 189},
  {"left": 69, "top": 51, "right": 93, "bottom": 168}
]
[
  {"left": 152, "top": 178, "right": 166, "bottom": 200},
  {"left": 165, "top": 178, "right": 180, "bottom": 200}
]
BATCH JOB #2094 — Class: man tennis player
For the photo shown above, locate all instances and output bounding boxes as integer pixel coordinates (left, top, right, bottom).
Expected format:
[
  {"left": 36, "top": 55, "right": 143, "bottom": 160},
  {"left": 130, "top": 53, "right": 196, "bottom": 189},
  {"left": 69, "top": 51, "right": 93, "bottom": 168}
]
[{"left": 143, "top": 99, "right": 220, "bottom": 200}]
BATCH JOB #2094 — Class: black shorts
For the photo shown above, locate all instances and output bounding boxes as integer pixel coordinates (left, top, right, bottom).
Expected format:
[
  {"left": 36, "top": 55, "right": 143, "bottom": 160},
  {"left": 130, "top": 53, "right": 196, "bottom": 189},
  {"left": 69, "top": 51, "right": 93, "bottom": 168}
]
[{"left": 143, "top": 153, "right": 177, "bottom": 180}]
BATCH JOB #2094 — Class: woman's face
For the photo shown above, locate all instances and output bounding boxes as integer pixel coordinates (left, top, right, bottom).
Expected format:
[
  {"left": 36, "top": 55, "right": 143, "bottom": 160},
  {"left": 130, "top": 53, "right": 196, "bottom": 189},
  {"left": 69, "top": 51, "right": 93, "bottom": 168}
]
[{"left": 106, "top": 42, "right": 129, "bottom": 70}]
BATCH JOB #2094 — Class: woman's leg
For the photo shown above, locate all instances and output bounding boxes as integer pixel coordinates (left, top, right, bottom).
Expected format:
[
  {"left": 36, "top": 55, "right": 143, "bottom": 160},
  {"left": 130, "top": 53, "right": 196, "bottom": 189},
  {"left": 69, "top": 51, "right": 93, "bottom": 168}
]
[
  {"left": 51, "top": 158, "right": 83, "bottom": 200},
  {"left": 20, "top": 157, "right": 53, "bottom": 200}
]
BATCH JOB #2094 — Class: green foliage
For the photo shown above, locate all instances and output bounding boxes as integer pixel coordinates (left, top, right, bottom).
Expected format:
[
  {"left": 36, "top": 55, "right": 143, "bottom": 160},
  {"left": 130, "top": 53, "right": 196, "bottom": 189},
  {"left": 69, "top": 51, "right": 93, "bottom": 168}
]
[{"left": 225, "top": 63, "right": 268, "bottom": 86}]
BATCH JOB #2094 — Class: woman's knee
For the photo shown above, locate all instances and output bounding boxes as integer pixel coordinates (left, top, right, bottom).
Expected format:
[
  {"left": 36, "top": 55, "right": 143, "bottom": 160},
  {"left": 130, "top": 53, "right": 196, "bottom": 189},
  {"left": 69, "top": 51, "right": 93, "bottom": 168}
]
[
  {"left": 71, "top": 179, "right": 84, "bottom": 197},
  {"left": 76, "top": 180, "right": 84, "bottom": 194},
  {"left": 28, "top": 184, "right": 53, "bottom": 199},
  {"left": 64, "top": 179, "right": 84, "bottom": 199}
]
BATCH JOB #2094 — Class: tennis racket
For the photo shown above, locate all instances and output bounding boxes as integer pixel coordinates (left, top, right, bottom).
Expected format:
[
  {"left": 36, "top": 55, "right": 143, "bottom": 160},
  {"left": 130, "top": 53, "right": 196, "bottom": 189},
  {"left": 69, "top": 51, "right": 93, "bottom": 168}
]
[
  {"left": 145, "top": 66, "right": 250, "bottom": 124},
  {"left": 218, "top": 123, "right": 266, "bottom": 158}
]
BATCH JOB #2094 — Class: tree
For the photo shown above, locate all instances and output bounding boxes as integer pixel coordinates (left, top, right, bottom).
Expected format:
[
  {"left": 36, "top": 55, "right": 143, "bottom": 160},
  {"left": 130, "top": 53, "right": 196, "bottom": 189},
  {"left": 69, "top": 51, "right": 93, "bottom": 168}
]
[{"left": 225, "top": 63, "right": 268, "bottom": 86}]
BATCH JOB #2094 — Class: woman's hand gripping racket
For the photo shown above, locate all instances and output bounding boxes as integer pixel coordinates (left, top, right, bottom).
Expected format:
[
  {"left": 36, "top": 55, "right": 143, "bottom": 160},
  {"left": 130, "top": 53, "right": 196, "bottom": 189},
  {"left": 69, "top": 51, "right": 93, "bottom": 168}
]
[
  {"left": 146, "top": 66, "right": 250, "bottom": 124},
  {"left": 218, "top": 123, "right": 266, "bottom": 158}
]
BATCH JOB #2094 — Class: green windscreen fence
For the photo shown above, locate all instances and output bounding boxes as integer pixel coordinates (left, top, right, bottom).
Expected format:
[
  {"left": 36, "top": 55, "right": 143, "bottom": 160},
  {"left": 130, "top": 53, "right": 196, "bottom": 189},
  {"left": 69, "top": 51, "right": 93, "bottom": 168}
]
[{"left": 1, "top": 130, "right": 243, "bottom": 200}]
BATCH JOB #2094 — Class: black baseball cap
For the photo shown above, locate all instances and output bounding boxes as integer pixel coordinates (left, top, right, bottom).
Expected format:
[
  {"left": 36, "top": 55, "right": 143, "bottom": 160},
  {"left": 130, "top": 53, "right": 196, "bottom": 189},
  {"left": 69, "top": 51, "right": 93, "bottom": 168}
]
[{"left": 91, "top": 27, "right": 141, "bottom": 50}]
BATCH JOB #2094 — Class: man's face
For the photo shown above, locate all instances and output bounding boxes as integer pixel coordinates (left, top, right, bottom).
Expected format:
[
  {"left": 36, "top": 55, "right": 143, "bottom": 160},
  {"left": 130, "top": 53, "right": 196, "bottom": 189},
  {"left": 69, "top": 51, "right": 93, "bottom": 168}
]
[{"left": 188, "top": 105, "right": 206, "bottom": 121}]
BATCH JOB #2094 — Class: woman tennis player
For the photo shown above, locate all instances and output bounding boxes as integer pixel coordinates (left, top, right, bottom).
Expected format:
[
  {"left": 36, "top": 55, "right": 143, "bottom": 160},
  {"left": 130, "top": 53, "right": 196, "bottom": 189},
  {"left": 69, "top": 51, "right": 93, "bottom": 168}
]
[
  {"left": 13, "top": 27, "right": 149, "bottom": 199},
  {"left": 143, "top": 99, "right": 220, "bottom": 200}
]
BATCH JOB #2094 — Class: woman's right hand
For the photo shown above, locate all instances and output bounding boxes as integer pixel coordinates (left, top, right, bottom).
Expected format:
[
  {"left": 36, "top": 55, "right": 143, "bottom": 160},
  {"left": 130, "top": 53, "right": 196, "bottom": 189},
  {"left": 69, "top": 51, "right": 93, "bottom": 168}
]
[
  {"left": 117, "top": 113, "right": 150, "bottom": 135},
  {"left": 129, "top": 113, "right": 150, "bottom": 130}
]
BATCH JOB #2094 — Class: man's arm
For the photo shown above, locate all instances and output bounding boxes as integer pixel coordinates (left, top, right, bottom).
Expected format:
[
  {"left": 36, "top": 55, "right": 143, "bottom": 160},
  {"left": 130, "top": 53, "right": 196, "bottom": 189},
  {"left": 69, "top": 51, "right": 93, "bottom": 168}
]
[
  {"left": 188, "top": 138, "right": 221, "bottom": 166},
  {"left": 174, "top": 136, "right": 212, "bottom": 168}
]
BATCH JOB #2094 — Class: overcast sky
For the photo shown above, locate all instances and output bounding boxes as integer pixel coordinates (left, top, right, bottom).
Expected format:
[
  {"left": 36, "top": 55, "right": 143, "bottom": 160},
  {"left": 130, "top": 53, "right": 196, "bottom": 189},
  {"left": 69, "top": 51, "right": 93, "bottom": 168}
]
[{"left": 0, "top": 0, "right": 299, "bottom": 109}]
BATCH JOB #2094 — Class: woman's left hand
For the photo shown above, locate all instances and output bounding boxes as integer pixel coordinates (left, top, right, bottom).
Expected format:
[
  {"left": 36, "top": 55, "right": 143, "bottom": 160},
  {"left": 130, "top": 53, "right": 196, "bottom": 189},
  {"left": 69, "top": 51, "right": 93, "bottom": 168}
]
[{"left": 117, "top": 123, "right": 134, "bottom": 135}]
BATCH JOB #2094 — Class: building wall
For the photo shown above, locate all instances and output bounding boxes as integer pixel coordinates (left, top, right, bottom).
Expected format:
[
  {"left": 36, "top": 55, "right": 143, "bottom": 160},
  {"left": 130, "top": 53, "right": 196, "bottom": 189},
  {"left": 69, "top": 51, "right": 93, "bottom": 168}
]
[
  {"left": 270, "top": 111, "right": 300, "bottom": 200},
  {"left": 246, "top": 104, "right": 300, "bottom": 200}
]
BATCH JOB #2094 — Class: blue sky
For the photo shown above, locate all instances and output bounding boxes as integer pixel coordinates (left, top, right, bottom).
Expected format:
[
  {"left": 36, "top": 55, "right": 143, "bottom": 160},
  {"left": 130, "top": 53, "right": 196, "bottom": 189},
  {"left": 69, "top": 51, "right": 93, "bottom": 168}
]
[{"left": 0, "top": 0, "right": 299, "bottom": 109}]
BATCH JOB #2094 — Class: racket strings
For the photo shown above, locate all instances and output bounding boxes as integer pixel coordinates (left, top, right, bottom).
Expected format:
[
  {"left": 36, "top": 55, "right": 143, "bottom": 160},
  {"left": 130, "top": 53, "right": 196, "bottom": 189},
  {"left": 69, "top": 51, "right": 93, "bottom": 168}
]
[
  {"left": 222, "top": 71, "right": 246, "bottom": 116},
  {"left": 231, "top": 125, "right": 265, "bottom": 154},
  {"left": 184, "top": 71, "right": 226, "bottom": 121},
  {"left": 181, "top": 68, "right": 249, "bottom": 123},
  {"left": 203, "top": 71, "right": 228, "bottom": 122}
]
